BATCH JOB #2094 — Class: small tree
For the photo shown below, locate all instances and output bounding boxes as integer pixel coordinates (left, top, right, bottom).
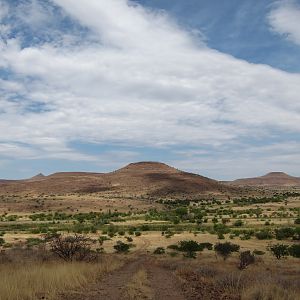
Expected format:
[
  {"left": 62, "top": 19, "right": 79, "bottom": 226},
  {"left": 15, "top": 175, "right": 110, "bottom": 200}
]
[
  {"left": 239, "top": 250, "right": 255, "bottom": 269},
  {"left": 178, "top": 240, "right": 204, "bottom": 258},
  {"left": 269, "top": 244, "right": 289, "bottom": 259},
  {"left": 46, "top": 234, "right": 96, "bottom": 261},
  {"left": 214, "top": 242, "right": 240, "bottom": 260}
]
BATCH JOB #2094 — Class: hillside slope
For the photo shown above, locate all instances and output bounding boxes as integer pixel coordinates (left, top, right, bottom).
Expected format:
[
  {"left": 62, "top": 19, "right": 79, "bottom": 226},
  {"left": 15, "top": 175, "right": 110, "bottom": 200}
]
[{"left": 0, "top": 162, "right": 236, "bottom": 198}]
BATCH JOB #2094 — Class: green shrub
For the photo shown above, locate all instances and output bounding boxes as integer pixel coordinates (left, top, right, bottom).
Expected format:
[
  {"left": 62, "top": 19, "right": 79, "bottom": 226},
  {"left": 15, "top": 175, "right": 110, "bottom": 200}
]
[
  {"left": 288, "top": 244, "right": 300, "bottom": 258},
  {"left": 177, "top": 240, "right": 204, "bottom": 258},
  {"left": 214, "top": 242, "right": 240, "bottom": 260},
  {"left": 140, "top": 225, "right": 150, "bottom": 231},
  {"left": 233, "top": 220, "right": 243, "bottom": 227},
  {"left": 114, "top": 241, "right": 130, "bottom": 253},
  {"left": 255, "top": 230, "right": 273, "bottom": 240},
  {"left": 199, "top": 242, "right": 213, "bottom": 250},
  {"left": 275, "top": 227, "right": 295, "bottom": 240},
  {"left": 268, "top": 244, "right": 289, "bottom": 259},
  {"left": 214, "top": 223, "right": 230, "bottom": 234},
  {"left": 240, "top": 234, "right": 251, "bottom": 240}
]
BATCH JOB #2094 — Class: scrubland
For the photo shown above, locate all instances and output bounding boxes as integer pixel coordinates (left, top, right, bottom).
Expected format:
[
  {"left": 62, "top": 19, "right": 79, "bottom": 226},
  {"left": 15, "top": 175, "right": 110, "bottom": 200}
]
[{"left": 0, "top": 188, "right": 299, "bottom": 299}]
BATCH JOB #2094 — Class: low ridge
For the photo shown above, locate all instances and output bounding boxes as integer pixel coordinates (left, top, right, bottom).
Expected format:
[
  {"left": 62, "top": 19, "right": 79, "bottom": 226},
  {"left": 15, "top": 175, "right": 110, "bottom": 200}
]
[{"left": 228, "top": 171, "right": 300, "bottom": 187}]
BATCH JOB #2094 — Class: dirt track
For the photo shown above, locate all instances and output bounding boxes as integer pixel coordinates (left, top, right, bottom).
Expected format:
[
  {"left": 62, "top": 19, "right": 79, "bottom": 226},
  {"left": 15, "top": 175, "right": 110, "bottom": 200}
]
[{"left": 61, "top": 256, "right": 186, "bottom": 300}]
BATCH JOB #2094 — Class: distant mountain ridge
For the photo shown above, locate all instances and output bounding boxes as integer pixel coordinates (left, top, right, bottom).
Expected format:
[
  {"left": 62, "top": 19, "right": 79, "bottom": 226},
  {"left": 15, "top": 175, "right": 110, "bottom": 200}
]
[
  {"left": 1, "top": 164, "right": 299, "bottom": 197},
  {"left": 228, "top": 172, "right": 300, "bottom": 187}
]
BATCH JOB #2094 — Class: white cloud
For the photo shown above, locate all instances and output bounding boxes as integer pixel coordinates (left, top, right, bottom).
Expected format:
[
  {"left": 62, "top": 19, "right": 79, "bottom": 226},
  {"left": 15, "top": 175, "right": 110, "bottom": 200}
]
[
  {"left": 268, "top": 0, "right": 300, "bottom": 46},
  {"left": 0, "top": 0, "right": 299, "bottom": 177}
]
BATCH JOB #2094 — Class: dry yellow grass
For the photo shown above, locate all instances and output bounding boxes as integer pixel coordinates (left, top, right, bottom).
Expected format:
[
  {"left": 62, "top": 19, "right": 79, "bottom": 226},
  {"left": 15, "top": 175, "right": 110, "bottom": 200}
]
[
  {"left": 0, "top": 258, "right": 122, "bottom": 300},
  {"left": 242, "top": 283, "right": 299, "bottom": 300},
  {"left": 122, "top": 269, "right": 153, "bottom": 300}
]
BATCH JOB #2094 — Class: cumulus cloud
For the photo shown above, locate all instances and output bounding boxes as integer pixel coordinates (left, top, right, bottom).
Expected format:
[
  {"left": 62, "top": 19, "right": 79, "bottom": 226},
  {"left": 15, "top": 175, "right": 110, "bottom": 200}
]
[
  {"left": 0, "top": 0, "right": 299, "bottom": 177},
  {"left": 268, "top": 0, "right": 300, "bottom": 46}
]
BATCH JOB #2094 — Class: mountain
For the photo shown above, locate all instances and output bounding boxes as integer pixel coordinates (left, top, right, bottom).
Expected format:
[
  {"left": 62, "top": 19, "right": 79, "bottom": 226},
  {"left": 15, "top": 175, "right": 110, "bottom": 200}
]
[
  {"left": 228, "top": 172, "right": 300, "bottom": 187},
  {"left": 0, "top": 162, "right": 237, "bottom": 198}
]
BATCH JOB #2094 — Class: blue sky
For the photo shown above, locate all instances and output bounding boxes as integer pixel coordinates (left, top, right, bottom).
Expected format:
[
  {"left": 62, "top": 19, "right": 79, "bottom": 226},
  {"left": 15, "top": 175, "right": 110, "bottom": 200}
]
[{"left": 0, "top": 0, "right": 300, "bottom": 180}]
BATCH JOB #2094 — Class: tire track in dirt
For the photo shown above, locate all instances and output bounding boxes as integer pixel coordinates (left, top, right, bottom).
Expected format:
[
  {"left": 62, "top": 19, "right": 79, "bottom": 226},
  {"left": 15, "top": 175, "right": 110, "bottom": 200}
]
[{"left": 61, "top": 256, "right": 186, "bottom": 300}]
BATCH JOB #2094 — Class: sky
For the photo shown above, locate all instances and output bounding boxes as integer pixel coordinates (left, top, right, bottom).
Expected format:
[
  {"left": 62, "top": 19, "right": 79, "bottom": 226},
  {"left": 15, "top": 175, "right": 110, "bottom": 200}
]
[{"left": 0, "top": 0, "right": 300, "bottom": 180}]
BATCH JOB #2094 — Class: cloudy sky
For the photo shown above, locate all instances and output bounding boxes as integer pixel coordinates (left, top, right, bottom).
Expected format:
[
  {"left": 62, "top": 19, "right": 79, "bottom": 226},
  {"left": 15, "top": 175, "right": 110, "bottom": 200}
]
[{"left": 0, "top": 0, "right": 300, "bottom": 180}]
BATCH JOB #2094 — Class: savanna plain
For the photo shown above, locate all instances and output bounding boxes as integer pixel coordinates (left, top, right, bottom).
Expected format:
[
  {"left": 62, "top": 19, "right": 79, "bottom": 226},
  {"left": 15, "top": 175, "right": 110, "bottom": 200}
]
[{"left": 0, "top": 162, "right": 299, "bottom": 300}]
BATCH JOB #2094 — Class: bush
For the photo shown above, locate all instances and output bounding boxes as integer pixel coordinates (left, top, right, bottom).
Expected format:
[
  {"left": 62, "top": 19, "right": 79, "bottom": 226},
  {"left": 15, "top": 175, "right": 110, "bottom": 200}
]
[
  {"left": 255, "top": 230, "right": 273, "bottom": 240},
  {"left": 214, "top": 223, "right": 230, "bottom": 234},
  {"left": 214, "top": 242, "right": 240, "bottom": 260},
  {"left": 114, "top": 241, "right": 130, "bottom": 253},
  {"left": 140, "top": 224, "right": 150, "bottom": 231},
  {"left": 269, "top": 244, "right": 289, "bottom": 259},
  {"left": 46, "top": 234, "right": 96, "bottom": 261},
  {"left": 240, "top": 234, "right": 251, "bottom": 240},
  {"left": 199, "top": 242, "right": 213, "bottom": 250},
  {"left": 0, "top": 237, "right": 5, "bottom": 246},
  {"left": 153, "top": 247, "right": 165, "bottom": 255},
  {"left": 177, "top": 240, "right": 204, "bottom": 258},
  {"left": 233, "top": 220, "right": 243, "bottom": 227},
  {"left": 288, "top": 244, "right": 300, "bottom": 258},
  {"left": 294, "top": 218, "right": 300, "bottom": 224},
  {"left": 134, "top": 231, "right": 141, "bottom": 237},
  {"left": 239, "top": 250, "right": 255, "bottom": 269},
  {"left": 275, "top": 227, "right": 294, "bottom": 240}
]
